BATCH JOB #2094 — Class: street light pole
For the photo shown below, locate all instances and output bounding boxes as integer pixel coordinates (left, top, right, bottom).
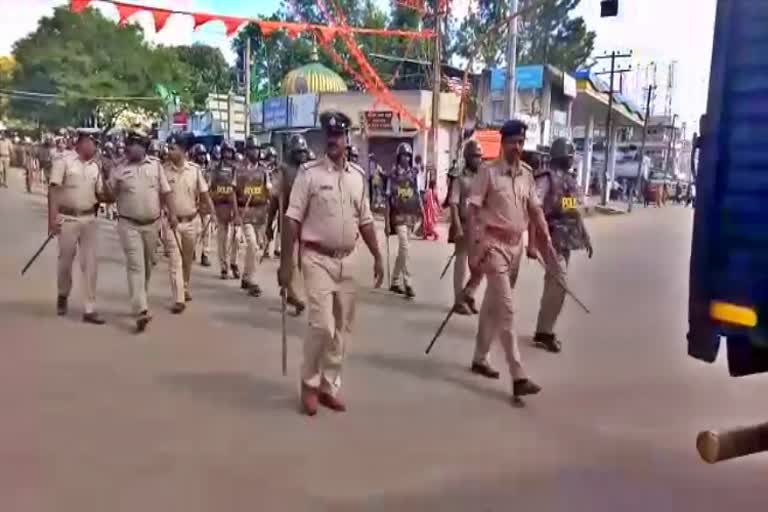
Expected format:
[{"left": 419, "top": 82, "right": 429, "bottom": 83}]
[
  {"left": 504, "top": 0, "right": 519, "bottom": 119},
  {"left": 628, "top": 84, "right": 655, "bottom": 213},
  {"left": 244, "top": 36, "right": 252, "bottom": 138}
]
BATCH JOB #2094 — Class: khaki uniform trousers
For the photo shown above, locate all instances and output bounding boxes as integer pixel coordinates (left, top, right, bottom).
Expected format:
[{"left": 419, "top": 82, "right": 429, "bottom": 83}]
[
  {"left": 200, "top": 214, "right": 212, "bottom": 256},
  {"left": 117, "top": 219, "right": 159, "bottom": 315},
  {"left": 216, "top": 220, "right": 240, "bottom": 272},
  {"left": 0, "top": 156, "right": 9, "bottom": 186},
  {"left": 391, "top": 223, "right": 411, "bottom": 287},
  {"left": 535, "top": 250, "right": 570, "bottom": 335},
  {"left": 162, "top": 216, "right": 201, "bottom": 304},
  {"left": 241, "top": 222, "right": 265, "bottom": 282},
  {"left": 472, "top": 245, "right": 526, "bottom": 380},
  {"left": 301, "top": 248, "right": 357, "bottom": 396},
  {"left": 57, "top": 215, "right": 99, "bottom": 314}
]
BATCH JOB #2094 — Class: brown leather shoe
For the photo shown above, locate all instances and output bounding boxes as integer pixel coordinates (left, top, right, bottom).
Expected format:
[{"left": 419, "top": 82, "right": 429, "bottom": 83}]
[
  {"left": 318, "top": 391, "right": 347, "bottom": 412},
  {"left": 301, "top": 384, "right": 319, "bottom": 416},
  {"left": 470, "top": 362, "right": 500, "bottom": 379}
]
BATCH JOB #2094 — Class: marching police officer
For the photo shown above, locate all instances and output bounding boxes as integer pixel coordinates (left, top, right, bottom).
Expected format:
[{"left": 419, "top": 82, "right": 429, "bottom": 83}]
[
  {"left": 267, "top": 133, "right": 310, "bottom": 314},
  {"left": 260, "top": 144, "right": 278, "bottom": 174},
  {"left": 465, "top": 120, "right": 559, "bottom": 404},
  {"left": 235, "top": 136, "right": 272, "bottom": 297},
  {"left": 386, "top": 142, "right": 422, "bottom": 298},
  {"left": 47, "top": 128, "right": 106, "bottom": 324},
  {"left": 448, "top": 140, "right": 483, "bottom": 315},
  {"left": 163, "top": 134, "right": 215, "bottom": 313},
  {"left": 103, "top": 127, "right": 179, "bottom": 332},
  {"left": 531, "top": 137, "right": 593, "bottom": 352},
  {"left": 0, "top": 130, "right": 13, "bottom": 188},
  {"left": 278, "top": 110, "right": 383, "bottom": 416},
  {"left": 191, "top": 143, "right": 213, "bottom": 267},
  {"left": 209, "top": 141, "right": 240, "bottom": 280}
]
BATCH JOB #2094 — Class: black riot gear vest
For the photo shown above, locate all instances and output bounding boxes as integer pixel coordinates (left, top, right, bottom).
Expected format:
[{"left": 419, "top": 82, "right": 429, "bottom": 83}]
[{"left": 210, "top": 160, "right": 236, "bottom": 206}]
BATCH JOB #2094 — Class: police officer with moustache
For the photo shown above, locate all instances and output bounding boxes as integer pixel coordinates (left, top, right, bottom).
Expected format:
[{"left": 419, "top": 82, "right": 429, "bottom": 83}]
[
  {"left": 448, "top": 140, "right": 484, "bottom": 315},
  {"left": 235, "top": 136, "right": 273, "bottom": 297},
  {"left": 191, "top": 143, "right": 213, "bottom": 267},
  {"left": 102, "top": 128, "right": 179, "bottom": 332},
  {"left": 386, "top": 142, "right": 422, "bottom": 299},
  {"left": 266, "top": 134, "right": 310, "bottom": 315},
  {"left": 209, "top": 141, "right": 241, "bottom": 280},
  {"left": 278, "top": 111, "right": 383, "bottom": 416},
  {"left": 530, "top": 137, "right": 593, "bottom": 353},
  {"left": 162, "top": 134, "right": 215, "bottom": 313}
]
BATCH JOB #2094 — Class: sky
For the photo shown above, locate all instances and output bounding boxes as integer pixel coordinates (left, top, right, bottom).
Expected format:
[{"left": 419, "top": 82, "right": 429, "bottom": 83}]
[{"left": 1, "top": 0, "right": 716, "bottom": 134}]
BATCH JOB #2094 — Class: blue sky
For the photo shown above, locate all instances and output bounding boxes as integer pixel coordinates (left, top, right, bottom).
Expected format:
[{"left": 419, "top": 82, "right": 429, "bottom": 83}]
[{"left": 1, "top": 0, "right": 715, "bottom": 132}]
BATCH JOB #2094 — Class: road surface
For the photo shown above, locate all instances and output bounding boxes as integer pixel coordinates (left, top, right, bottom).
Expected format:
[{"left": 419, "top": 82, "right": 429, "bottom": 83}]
[{"left": 1, "top": 169, "right": 766, "bottom": 511}]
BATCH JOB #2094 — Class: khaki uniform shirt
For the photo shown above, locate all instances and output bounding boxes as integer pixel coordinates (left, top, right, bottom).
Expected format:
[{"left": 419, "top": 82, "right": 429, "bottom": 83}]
[
  {"left": 109, "top": 156, "right": 171, "bottom": 222},
  {"left": 285, "top": 156, "right": 373, "bottom": 252},
  {"left": 449, "top": 168, "right": 477, "bottom": 225},
  {"left": 0, "top": 139, "right": 12, "bottom": 158},
  {"left": 468, "top": 159, "right": 540, "bottom": 237},
  {"left": 49, "top": 151, "right": 103, "bottom": 212},
  {"left": 164, "top": 160, "right": 208, "bottom": 218}
]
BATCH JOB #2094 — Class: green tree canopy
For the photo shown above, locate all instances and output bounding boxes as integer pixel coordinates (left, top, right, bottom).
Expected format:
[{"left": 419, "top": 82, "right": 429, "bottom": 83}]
[{"left": 163, "top": 44, "right": 234, "bottom": 111}]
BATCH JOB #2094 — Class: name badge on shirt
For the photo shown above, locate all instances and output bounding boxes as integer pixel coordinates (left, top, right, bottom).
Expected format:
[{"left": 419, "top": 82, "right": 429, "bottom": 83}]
[{"left": 561, "top": 197, "right": 577, "bottom": 210}]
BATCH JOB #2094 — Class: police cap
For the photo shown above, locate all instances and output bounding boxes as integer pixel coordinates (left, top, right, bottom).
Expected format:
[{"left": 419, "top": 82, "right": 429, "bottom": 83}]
[
  {"left": 319, "top": 110, "right": 351, "bottom": 135},
  {"left": 75, "top": 127, "right": 101, "bottom": 142},
  {"left": 499, "top": 119, "right": 528, "bottom": 139},
  {"left": 166, "top": 132, "right": 190, "bottom": 149}
]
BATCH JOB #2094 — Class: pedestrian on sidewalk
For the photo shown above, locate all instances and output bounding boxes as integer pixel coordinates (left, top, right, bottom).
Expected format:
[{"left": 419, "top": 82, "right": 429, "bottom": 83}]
[
  {"left": 531, "top": 138, "right": 593, "bottom": 353},
  {"left": 47, "top": 128, "right": 106, "bottom": 325},
  {"left": 103, "top": 127, "right": 179, "bottom": 332},
  {"left": 465, "top": 120, "right": 559, "bottom": 403},
  {"left": 278, "top": 110, "right": 383, "bottom": 416}
]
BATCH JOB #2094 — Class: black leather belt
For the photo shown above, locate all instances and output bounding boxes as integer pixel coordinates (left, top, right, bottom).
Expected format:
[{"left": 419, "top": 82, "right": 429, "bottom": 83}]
[
  {"left": 119, "top": 215, "right": 159, "bottom": 226},
  {"left": 59, "top": 206, "right": 96, "bottom": 217},
  {"left": 303, "top": 241, "right": 353, "bottom": 259}
]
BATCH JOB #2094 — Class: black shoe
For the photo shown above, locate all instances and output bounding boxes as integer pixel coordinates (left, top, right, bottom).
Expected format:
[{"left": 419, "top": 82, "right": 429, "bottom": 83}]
[
  {"left": 533, "top": 332, "right": 562, "bottom": 353},
  {"left": 241, "top": 279, "right": 251, "bottom": 290},
  {"left": 56, "top": 296, "right": 68, "bottom": 316},
  {"left": 82, "top": 312, "right": 105, "bottom": 325},
  {"left": 220, "top": 270, "right": 229, "bottom": 280},
  {"left": 513, "top": 378, "right": 542, "bottom": 397},
  {"left": 136, "top": 311, "right": 152, "bottom": 332},
  {"left": 184, "top": 292, "right": 192, "bottom": 303},
  {"left": 230, "top": 264, "right": 241, "bottom": 279},
  {"left": 247, "top": 284, "right": 262, "bottom": 297},
  {"left": 171, "top": 302, "right": 186, "bottom": 314},
  {"left": 287, "top": 295, "right": 306, "bottom": 315},
  {"left": 470, "top": 362, "right": 500, "bottom": 379},
  {"left": 404, "top": 285, "right": 415, "bottom": 299},
  {"left": 200, "top": 254, "right": 211, "bottom": 267},
  {"left": 273, "top": 249, "right": 281, "bottom": 258},
  {"left": 389, "top": 284, "right": 404, "bottom": 295}
]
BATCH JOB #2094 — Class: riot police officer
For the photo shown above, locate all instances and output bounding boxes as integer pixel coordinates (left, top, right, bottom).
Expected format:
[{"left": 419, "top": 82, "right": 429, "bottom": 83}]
[
  {"left": 266, "top": 133, "right": 309, "bottom": 315},
  {"left": 260, "top": 144, "right": 278, "bottom": 174},
  {"left": 386, "top": 142, "right": 422, "bottom": 298},
  {"left": 209, "top": 141, "right": 240, "bottom": 280},
  {"left": 235, "top": 136, "right": 272, "bottom": 297},
  {"left": 347, "top": 145, "right": 360, "bottom": 164},
  {"left": 531, "top": 137, "right": 594, "bottom": 353},
  {"left": 191, "top": 143, "right": 213, "bottom": 267}
]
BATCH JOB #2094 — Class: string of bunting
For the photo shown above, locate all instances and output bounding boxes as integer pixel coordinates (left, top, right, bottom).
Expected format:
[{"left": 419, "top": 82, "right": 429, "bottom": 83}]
[{"left": 70, "top": 0, "right": 435, "bottom": 39}]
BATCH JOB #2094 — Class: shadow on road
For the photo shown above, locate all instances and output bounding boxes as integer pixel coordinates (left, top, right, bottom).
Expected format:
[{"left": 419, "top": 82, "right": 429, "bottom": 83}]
[{"left": 156, "top": 371, "right": 295, "bottom": 413}]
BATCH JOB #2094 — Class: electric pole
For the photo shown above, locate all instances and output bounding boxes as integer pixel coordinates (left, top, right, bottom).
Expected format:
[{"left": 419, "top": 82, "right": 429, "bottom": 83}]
[
  {"left": 429, "top": 4, "right": 444, "bottom": 182},
  {"left": 244, "top": 36, "right": 252, "bottom": 138},
  {"left": 504, "top": 0, "right": 520, "bottom": 119},
  {"left": 628, "top": 83, "right": 656, "bottom": 213},
  {"left": 594, "top": 50, "right": 632, "bottom": 206}
]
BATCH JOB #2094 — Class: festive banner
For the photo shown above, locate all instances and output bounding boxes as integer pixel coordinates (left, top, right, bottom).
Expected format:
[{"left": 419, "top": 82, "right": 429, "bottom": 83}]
[{"left": 69, "top": 0, "right": 434, "bottom": 39}]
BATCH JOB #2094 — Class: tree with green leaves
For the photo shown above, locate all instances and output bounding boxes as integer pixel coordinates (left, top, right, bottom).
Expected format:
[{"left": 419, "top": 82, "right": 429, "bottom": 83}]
[{"left": 163, "top": 45, "right": 233, "bottom": 111}]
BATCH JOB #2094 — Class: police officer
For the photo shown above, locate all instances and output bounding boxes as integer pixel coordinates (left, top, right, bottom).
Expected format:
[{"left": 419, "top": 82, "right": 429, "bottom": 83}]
[
  {"left": 465, "top": 120, "right": 559, "bottom": 403},
  {"left": 260, "top": 144, "right": 278, "bottom": 174},
  {"left": 103, "top": 127, "right": 179, "bottom": 332},
  {"left": 448, "top": 140, "right": 483, "bottom": 315},
  {"left": 531, "top": 137, "right": 593, "bottom": 352},
  {"left": 0, "top": 130, "right": 13, "bottom": 188},
  {"left": 347, "top": 145, "right": 360, "bottom": 164},
  {"left": 147, "top": 140, "right": 162, "bottom": 159},
  {"left": 47, "top": 128, "right": 106, "bottom": 324},
  {"left": 163, "top": 133, "right": 215, "bottom": 313},
  {"left": 386, "top": 142, "right": 422, "bottom": 298},
  {"left": 209, "top": 141, "right": 240, "bottom": 280},
  {"left": 191, "top": 143, "right": 213, "bottom": 267},
  {"left": 267, "top": 134, "right": 310, "bottom": 314},
  {"left": 278, "top": 111, "right": 383, "bottom": 416},
  {"left": 235, "top": 136, "right": 272, "bottom": 297}
]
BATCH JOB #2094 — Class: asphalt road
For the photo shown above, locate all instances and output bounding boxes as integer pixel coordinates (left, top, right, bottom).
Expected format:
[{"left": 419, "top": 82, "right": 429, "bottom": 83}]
[{"left": 1, "top": 169, "right": 766, "bottom": 512}]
